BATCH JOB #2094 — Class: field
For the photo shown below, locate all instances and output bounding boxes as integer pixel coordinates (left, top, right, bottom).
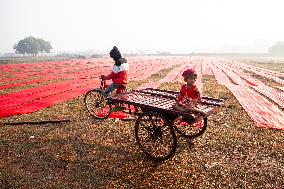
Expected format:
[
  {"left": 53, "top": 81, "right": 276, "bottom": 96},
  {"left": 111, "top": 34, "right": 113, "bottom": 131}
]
[
  {"left": 233, "top": 57, "right": 284, "bottom": 72},
  {"left": 0, "top": 56, "right": 283, "bottom": 188}
]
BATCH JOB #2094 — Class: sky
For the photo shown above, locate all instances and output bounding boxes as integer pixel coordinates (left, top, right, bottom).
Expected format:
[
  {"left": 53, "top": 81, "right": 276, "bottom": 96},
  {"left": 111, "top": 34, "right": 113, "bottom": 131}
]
[{"left": 1, "top": 0, "right": 284, "bottom": 54}]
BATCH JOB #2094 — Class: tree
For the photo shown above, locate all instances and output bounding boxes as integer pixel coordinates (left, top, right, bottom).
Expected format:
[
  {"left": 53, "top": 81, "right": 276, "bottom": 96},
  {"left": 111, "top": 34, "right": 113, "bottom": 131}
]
[
  {"left": 268, "top": 41, "right": 284, "bottom": 54},
  {"left": 37, "top": 38, "right": 52, "bottom": 53},
  {"left": 13, "top": 36, "right": 52, "bottom": 56}
]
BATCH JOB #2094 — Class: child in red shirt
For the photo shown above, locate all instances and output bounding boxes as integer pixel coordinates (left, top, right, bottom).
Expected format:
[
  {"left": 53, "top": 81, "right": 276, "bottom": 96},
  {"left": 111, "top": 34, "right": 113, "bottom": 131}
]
[
  {"left": 173, "top": 68, "right": 205, "bottom": 116},
  {"left": 101, "top": 46, "right": 129, "bottom": 97}
]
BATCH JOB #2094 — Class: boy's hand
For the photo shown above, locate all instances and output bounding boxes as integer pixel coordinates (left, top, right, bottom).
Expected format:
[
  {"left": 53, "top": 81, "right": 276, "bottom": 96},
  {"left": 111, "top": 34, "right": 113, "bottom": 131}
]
[{"left": 100, "top": 75, "right": 106, "bottom": 80}]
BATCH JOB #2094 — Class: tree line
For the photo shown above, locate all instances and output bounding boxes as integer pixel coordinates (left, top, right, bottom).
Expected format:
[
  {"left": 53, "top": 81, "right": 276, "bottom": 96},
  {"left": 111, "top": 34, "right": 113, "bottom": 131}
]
[
  {"left": 13, "top": 36, "right": 52, "bottom": 56},
  {"left": 12, "top": 36, "right": 284, "bottom": 56}
]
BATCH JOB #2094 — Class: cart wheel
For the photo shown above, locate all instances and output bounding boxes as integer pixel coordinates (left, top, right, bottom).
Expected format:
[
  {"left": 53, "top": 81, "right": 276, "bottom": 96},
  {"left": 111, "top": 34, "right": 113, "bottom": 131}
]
[
  {"left": 135, "top": 113, "right": 177, "bottom": 161},
  {"left": 84, "top": 89, "right": 111, "bottom": 119},
  {"left": 173, "top": 116, "right": 208, "bottom": 138}
]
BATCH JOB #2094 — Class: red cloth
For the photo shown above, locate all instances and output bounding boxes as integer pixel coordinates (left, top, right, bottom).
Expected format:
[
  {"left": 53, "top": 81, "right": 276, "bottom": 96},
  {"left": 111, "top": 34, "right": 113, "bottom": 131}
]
[
  {"left": 177, "top": 84, "right": 201, "bottom": 107},
  {"left": 105, "top": 63, "right": 129, "bottom": 84}
]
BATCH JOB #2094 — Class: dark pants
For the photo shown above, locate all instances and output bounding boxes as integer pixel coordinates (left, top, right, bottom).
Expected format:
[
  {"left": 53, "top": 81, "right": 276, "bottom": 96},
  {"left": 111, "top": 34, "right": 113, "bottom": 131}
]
[{"left": 103, "top": 83, "right": 119, "bottom": 97}]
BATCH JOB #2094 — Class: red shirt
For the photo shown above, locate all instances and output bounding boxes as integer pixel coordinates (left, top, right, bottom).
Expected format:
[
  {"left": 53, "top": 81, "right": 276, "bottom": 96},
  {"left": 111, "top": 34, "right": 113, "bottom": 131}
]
[
  {"left": 177, "top": 84, "right": 201, "bottom": 107},
  {"left": 105, "top": 62, "right": 129, "bottom": 84}
]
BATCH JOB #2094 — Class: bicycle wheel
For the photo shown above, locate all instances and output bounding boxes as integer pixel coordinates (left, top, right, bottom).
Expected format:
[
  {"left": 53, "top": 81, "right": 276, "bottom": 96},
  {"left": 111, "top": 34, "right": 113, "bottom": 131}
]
[
  {"left": 84, "top": 89, "right": 111, "bottom": 119},
  {"left": 173, "top": 116, "right": 208, "bottom": 138},
  {"left": 135, "top": 113, "right": 177, "bottom": 161}
]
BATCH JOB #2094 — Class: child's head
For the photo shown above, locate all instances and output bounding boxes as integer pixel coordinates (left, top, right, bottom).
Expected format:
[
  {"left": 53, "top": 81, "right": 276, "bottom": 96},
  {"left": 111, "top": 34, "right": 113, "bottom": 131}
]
[
  {"left": 182, "top": 68, "right": 197, "bottom": 85},
  {"left": 109, "top": 46, "right": 122, "bottom": 61}
]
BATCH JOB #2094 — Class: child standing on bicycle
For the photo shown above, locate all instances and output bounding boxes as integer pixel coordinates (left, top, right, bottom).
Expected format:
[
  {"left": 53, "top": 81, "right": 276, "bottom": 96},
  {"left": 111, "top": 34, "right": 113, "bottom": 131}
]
[
  {"left": 173, "top": 68, "right": 206, "bottom": 117},
  {"left": 101, "top": 46, "right": 129, "bottom": 97}
]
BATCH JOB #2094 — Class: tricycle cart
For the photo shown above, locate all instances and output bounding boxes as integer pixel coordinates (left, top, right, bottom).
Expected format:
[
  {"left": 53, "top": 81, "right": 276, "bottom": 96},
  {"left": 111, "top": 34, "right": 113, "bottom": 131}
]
[{"left": 85, "top": 84, "right": 224, "bottom": 161}]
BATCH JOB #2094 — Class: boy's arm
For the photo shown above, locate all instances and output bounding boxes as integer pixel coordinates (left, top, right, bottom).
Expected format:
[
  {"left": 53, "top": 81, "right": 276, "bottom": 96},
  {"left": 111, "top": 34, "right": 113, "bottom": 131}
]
[
  {"left": 193, "top": 85, "right": 201, "bottom": 100},
  {"left": 102, "top": 72, "right": 116, "bottom": 80},
  {"left": 176, "top": 85, "right": 184, "bottom": 102}
]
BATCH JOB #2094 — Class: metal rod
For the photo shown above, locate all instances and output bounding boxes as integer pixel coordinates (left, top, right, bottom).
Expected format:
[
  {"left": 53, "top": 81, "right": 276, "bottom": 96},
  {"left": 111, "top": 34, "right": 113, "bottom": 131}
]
[{"left": 1, "top": 119, "right": 70, "bottom": 126}]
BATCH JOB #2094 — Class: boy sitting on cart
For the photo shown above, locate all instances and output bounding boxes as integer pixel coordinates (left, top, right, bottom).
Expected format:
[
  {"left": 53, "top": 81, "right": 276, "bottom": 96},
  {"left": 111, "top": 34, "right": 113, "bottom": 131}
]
[{"left": 173, "top": 68, "right": 206, "bottom": 120}]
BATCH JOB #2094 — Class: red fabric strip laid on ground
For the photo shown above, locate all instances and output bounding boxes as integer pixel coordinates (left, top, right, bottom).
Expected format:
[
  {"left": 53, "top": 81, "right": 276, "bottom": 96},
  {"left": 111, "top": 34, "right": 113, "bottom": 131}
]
[
  {"left": 0, "top": 79, "right": 98, "bottom": 118},
  {"left": 1, "top": 57, "right": 283, "bottom": 125},
  {"left": 96, "top": 105, "right": 136, "bottom": 119},
  {"left": 0, "top": 59, "right": 108, "bottom": 84},
  {"left": 129, "top": 58, "right": 176, "bottom": 81},
  {"left": 227, "top": 59, "right": 284, "bottom": 85},
  {"left": 0, "top": 78, "right": 98, "bottom": 111},
  {"left": 0, "top": 77, "right": 58, "bottom": 90},
  {"left": 135, "top": 63, "right": 183, "bottom": 89},
  {"left": 221, "top": 61, "right": 284, "bottom": 109},
  {"left": 201, "top": 58, "right": 213, "bottom": 76},
  {"left": 0, "top": 57, "right": 178, "bottom": 118},
  {"left": 210, "top": 59, "right": 284, "bottom": 130}
]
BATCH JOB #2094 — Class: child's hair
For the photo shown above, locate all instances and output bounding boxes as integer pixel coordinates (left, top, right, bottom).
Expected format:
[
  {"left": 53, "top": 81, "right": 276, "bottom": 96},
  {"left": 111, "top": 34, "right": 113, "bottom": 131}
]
[
  {"left": 109, "top": 46, "right": 122, "bottom": 61},
  {"left": 182, "top": 68, "right": 197, "bottom": 79}
]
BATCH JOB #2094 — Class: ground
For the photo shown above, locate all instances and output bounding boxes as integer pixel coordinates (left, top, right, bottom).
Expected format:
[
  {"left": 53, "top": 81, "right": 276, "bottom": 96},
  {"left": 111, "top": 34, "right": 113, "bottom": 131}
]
[{"left": 0, "top": 56, "right": 283, "bottom": 188}]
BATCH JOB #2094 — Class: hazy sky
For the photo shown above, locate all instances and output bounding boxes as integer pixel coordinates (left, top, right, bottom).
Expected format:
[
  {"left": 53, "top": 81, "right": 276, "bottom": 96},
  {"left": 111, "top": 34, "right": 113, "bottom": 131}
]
[{"left": 1, "top": 0, "right": 284, "bottom": 54}]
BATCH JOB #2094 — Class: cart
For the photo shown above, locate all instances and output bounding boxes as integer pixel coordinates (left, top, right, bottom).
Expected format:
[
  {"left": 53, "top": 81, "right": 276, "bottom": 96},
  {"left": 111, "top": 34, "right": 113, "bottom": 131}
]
[{"left": 85, "top": 83, "right": 224, "bottom": 161}]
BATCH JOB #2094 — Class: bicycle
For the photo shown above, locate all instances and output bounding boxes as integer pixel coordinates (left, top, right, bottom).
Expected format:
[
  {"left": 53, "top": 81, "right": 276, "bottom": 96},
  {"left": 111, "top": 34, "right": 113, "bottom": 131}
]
[{"left": 84, "top": 77, "right": 127, "bottom": 119}]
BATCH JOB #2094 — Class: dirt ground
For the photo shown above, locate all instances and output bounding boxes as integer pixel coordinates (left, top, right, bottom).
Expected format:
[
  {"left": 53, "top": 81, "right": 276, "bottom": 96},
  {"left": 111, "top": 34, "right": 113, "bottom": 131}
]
[{"left": 0, "top": 57, "right": 284, "bottom": 188}]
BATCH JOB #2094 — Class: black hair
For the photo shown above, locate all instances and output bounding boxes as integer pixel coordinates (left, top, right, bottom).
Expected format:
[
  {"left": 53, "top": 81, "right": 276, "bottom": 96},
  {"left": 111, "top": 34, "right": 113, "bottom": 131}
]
[{"left": 109, "top": 46, "right": 122, "bottom": 61}]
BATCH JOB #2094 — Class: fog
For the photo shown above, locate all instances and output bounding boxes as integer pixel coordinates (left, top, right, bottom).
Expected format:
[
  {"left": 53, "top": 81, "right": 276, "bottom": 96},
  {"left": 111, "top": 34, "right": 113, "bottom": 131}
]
[{"left": 0, "top": 0, "right": 284, "bottom": 54}]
